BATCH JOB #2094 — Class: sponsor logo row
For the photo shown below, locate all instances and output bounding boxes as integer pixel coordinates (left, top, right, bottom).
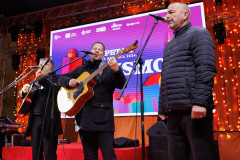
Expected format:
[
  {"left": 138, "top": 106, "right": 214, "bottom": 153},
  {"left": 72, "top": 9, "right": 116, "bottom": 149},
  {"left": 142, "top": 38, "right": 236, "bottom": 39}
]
[{"left": 54, "top": 21, "right": 140, "bottom": 40}]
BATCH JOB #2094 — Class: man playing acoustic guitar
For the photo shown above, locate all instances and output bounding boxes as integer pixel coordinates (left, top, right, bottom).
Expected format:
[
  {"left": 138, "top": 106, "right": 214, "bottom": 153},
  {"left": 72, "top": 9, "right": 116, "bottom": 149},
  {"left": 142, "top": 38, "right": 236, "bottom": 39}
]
[
  {"left": 58, "top": 42, "right": 126, "bottom": 160},
  {"left": 20, "top": 58, "right": 63, "bottom": 160}
]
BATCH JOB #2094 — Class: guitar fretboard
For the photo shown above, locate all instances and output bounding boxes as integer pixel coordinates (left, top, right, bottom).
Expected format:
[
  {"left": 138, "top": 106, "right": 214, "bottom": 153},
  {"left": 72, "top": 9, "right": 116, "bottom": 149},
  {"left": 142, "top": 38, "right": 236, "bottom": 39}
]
[{"left": 82, "top": 45, "right": 135, "bottom": 85}]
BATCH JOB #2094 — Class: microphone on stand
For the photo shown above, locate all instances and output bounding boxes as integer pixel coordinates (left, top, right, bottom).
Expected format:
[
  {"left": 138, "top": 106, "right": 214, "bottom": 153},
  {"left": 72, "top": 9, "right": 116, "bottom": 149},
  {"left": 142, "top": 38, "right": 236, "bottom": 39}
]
[
  {"left": 29, "top": 66, "right": 40, "bottom": 69},
  {"left": 80, "top": 50, "right": 93, "bottom": 54},
  {"left": 149, "top": 14, "right": 167, "bottom": 22}
]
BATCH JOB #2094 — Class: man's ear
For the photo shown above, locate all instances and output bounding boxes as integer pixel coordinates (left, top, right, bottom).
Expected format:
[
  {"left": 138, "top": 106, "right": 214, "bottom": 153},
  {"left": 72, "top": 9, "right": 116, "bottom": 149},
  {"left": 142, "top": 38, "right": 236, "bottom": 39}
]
[{"left": 184, "top": 11, "right": 189, "bottom": 20}]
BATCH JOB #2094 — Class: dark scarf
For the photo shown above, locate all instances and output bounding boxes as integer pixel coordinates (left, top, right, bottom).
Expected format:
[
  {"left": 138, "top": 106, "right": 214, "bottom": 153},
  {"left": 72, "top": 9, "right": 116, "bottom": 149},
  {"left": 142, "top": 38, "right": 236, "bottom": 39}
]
[{"left": 85, "top": 60, "right": 102, "bottom": 68}]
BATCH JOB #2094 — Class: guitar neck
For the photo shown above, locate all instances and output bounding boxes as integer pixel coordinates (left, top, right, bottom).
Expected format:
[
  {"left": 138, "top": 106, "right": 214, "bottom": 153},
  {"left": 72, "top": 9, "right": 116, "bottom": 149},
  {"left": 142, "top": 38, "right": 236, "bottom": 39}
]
[
  {"left": 83, "top": 50, "right": 124, "bottom": 84},
  {"left": 82, "top": 40, "right": 138, "bottom": 84}
]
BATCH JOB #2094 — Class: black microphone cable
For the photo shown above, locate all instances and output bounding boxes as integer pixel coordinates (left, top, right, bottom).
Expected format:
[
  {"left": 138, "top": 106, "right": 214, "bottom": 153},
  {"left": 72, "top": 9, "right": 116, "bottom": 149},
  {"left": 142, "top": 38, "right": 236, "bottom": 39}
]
[
  {"left": 61, "top": 113, "right": 67, "bottom": 160},
  {"left": 37, "top": 83, "right": 51, "bottom": 160},
  {"left": 21, "top": 116, "right": 26, "bottom": 160}
]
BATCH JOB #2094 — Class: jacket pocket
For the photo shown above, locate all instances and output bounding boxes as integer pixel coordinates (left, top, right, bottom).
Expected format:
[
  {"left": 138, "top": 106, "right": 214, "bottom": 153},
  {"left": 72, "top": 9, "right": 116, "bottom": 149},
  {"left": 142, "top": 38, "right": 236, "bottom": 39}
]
[{"left": 92, "top": 107, "right": 112, "bottom": 124}]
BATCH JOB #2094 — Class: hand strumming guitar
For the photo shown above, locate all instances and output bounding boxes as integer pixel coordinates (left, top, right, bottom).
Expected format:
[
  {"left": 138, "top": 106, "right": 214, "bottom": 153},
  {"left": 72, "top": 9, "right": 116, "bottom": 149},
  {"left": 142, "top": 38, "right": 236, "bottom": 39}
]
[{"left": 69, "top": 79, "right": 80, "bottom": 88}]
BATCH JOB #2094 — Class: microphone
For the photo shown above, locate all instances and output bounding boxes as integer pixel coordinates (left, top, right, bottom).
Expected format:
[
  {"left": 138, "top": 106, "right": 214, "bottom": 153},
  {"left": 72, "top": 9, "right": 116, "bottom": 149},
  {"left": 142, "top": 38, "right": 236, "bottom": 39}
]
[
  {"left": 150, "top": 14, "right": 167, "bottom": 22},
  {"left": 80, "top": 50, "right": 93, "bottom": 54},
  {"left": 29, "top": 66, "right": 40, "bottom": 69}
]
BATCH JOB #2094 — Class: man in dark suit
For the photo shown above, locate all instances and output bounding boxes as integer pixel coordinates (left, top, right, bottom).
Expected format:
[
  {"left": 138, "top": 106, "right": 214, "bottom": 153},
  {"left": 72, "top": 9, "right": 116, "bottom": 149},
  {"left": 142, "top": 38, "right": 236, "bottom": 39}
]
[
  {"left": 58, "top": 42, "right": 126, "bottom": 160},
  {"left": 20, "top": 58, "right": 63, "bottom": 160}
]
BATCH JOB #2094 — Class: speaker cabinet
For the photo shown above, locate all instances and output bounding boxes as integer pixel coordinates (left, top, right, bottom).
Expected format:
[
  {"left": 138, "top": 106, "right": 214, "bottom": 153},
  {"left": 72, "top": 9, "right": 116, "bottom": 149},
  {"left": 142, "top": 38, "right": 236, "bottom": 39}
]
[
  {"left": 11, "top": 134, "right": 25, "bottom": 146},
  {"left": 147, "top": 121, "right": 168, "bottom": 160}
]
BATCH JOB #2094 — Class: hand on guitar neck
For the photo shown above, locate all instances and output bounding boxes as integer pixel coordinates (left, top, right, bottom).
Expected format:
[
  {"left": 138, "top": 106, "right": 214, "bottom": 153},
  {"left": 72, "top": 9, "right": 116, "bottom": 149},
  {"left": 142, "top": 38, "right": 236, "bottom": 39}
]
[
  {"left": 107, "top": 57, "right": 119, "bottom": 71},
  {"left": 22, "top": 84, "right": 31, "bottom": 94},
  {"left": 36, "top": 70, "right": 43, "bottom": 79},
  {"left": 21, "top": 70, "right": 43, "bottom": 94}
]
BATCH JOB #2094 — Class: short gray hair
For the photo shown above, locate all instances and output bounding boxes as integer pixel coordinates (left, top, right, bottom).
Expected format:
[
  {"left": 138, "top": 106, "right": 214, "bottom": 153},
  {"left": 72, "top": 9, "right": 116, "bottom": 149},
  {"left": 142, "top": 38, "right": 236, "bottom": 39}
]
[{"left": 170, "top": 2, "right": 191, "bottom": 19}]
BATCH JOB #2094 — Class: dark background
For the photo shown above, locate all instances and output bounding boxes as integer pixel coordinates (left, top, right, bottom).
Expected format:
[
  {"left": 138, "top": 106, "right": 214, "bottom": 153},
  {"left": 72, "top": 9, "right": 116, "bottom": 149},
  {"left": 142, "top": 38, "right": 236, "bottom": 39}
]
[{"left": 0, "top": 0, "right": 85, "bottom": 17}]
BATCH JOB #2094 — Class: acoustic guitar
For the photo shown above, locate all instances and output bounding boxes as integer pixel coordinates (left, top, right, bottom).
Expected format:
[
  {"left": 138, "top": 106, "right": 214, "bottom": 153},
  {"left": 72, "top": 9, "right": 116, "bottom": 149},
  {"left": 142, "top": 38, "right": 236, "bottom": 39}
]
[
  {"left": 57, "top": 41, "right": 138, "bottom": 116},
  {"left": 17, "top": 58, "right": 50, "bottom": 117},
  {"left": 17, "top": 85, "right": 37, "bottom": 117}
]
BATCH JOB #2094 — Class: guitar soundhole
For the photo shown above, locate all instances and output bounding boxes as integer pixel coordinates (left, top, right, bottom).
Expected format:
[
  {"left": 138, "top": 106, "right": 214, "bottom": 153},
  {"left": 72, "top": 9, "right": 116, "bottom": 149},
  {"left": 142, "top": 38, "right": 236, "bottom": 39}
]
[{"left": 73, "top": 83, "right": 84, "bottom": 100}]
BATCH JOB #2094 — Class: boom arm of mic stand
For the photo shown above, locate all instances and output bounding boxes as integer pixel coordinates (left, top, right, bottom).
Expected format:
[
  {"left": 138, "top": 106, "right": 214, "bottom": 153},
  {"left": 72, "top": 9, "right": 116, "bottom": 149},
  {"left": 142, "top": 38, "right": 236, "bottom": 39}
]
[
  {"left": 29, "top": 53, "right": 88, "bottom": 85},
  {"left": 117, "top": 60, "right": 138, "bottom": 100},
  {"left": 0, "top": 68, "right": 36, "bottom": 95},
  {"left": 0, "top": 53, "right": 88, "bottom": 95},
  {"left": 118, "top": 19, "right": 160, "bottom": 100}
]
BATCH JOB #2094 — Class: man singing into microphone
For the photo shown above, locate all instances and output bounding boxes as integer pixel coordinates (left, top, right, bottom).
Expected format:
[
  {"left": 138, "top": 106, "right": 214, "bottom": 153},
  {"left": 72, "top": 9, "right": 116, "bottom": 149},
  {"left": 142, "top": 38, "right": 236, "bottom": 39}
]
[
  {"left": 58, "top": 42, "right": 126, "bottom": 160},
  {"left": 158, "top": 2, "right": 217, "bottom": 160},
  {"left": 20, "top": 58, "right": 63, "bottom": 160}
]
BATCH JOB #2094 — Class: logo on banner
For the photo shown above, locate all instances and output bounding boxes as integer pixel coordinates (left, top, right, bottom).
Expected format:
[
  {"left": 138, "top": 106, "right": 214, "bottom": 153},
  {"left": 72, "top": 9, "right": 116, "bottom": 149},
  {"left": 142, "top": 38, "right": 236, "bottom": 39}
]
[
  {"left": 65, "top": 33, "right": 77, "bottom": 38},
  {"left": 65, "top": 33, "right": 71, "bottom": 38},
  {"left": 81, "top": 30, "right": 92, "bottom": 35},
  {"left": 111, "top": 23, "right": 122, "bottom": 30},
  {"left": 96, "top": 26, "right": 106, "bottom": 32},
  {"left": 126, "top": 22, "right": 140, "bottom": 27},
  {"left": 54, "top": 35, "right": 61, "bottom": 40}
]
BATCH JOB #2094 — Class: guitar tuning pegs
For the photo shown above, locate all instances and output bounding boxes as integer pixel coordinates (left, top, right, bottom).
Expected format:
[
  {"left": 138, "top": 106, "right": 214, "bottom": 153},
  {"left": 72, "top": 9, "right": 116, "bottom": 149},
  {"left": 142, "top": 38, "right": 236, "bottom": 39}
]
[{"left": 134, "top": 40, "right": 139, "bottom": 46}]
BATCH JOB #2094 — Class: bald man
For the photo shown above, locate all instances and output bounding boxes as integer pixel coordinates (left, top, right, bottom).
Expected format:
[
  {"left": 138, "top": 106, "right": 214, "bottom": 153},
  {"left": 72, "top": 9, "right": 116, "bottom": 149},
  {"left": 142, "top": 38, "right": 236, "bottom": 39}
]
[{"left": 158, "top": 3, "right": 217, "bottom": 160}]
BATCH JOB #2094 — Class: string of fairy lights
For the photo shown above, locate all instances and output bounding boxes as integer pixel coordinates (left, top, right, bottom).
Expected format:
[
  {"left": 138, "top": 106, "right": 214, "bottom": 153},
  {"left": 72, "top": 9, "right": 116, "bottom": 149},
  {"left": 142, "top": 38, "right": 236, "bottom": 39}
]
[
  {"left": 227, "top": 22, "right": 240, "bottom": 134},
  {"left": 212, "top": 20, "right": 240, "bottom": 139},
  {"left": 13, "top": 29, "right": 47, "bottom": 131},
  {"left": 203, "top": 0, "right": 240, "bottom": 140}
]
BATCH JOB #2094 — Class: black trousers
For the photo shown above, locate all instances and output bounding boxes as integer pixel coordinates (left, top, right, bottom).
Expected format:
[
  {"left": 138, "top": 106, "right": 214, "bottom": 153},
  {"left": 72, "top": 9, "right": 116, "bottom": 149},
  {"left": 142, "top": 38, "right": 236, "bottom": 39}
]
[
  {"left": 79, "top": 130, "right": 117, "bottom": 160},
  {"left": 31, "top": 115, "right": 58, "bottom": 160},
  {"left": 167, "top": 110, "right": 216, "bottom": 160}
]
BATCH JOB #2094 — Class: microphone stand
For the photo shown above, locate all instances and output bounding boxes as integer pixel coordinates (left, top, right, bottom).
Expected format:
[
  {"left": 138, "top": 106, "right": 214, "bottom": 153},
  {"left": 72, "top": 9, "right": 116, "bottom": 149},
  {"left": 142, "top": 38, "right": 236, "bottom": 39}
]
[
  {"left": 0, "top": 52, "right": 88, "bottom": 160},
  {"left": 118, "top": 18, "right": 160, "bottom": 160},
  {"left": 0, "top": 68, "right": 36, "bottom": 95},
  {"left": 28, "top": 53, "right": 89, "bottom": 84},
  {"left": 0, "top": 52, "right": 88, "bottom": 103},
  {"left": 31, "top": 53, "right": 88, "bottom": 160},
  {"left": 0, "top": 57, "right": 50, "bottom": 95}
]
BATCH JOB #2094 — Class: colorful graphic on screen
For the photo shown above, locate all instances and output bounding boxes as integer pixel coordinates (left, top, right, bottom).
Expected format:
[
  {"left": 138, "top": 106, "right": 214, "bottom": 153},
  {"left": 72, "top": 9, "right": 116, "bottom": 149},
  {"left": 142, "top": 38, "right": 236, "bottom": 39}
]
[{"left": 50, "top": 2, "right": 206, "bottom": 116}]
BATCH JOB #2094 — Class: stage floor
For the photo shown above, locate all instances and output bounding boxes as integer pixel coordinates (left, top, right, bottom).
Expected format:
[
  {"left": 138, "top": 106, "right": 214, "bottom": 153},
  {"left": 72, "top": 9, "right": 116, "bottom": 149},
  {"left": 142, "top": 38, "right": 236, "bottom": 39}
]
[{"left": 2, "top": 142, "right": 149, "bottom": 160}]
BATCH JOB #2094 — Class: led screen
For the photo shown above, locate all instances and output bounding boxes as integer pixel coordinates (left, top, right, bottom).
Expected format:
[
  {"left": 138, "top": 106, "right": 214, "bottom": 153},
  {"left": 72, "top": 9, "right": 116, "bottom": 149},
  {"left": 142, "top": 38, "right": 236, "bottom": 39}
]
[{"left": 50, "top": 2, "right": 206, "bottom": 116}]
